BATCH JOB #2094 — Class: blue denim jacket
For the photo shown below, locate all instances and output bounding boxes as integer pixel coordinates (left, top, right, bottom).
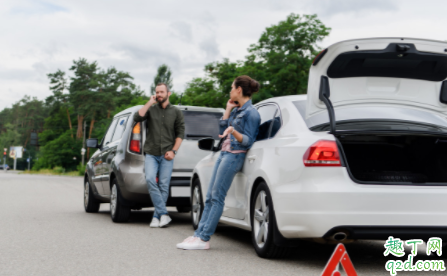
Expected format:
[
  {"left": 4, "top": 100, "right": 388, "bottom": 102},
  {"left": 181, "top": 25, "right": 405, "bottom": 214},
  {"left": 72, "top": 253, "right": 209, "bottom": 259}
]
[{"left": 219, "top": 99, "right": 261, "bottom": 151}]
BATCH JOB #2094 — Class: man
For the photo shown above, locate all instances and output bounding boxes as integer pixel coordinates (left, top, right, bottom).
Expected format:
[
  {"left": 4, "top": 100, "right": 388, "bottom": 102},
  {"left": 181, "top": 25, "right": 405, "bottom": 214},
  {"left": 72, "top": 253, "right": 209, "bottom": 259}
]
[{"left": 134, "top": 83, "right": 185, "bottom": 228}]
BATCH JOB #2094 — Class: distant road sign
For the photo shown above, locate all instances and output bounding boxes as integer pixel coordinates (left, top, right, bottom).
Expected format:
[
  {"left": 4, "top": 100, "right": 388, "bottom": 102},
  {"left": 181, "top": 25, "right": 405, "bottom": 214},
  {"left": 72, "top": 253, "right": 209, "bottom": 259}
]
[{"left": 9, "top": 146, "right": 23, "bottom": 158}]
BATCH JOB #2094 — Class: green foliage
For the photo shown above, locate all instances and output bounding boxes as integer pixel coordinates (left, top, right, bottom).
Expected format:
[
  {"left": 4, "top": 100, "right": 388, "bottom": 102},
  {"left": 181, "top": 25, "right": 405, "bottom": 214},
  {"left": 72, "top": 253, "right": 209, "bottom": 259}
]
[
  {"left": 247, "top": 14, "right": 331, "bottom": 100},
  {"left": 184, "top": 13, "right": 330, "bottom": 106},
  {"left": 0, "top": 13, "right": 331, "bottom": 171},
  {"left": 150, "top": 64, "right": 173, "bottom": 95},
  {"left": 33, "top": 129, "right": 83, "bottom": 171},
  {"left": 53, "top": 166, "right": 65, "bottom": 174},
  {"left": 175, "top": 78, "right": 226, "bottom": 108},
  {"left": 77, "top": 163, "right": 87, "bottom": 176}
]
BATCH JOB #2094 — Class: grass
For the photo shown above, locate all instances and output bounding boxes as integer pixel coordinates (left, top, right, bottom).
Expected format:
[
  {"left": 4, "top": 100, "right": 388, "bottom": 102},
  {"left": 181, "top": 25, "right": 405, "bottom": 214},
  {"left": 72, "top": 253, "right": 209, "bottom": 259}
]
[{"left": 21, "top": 168, "right": 81, "bottom": 177}]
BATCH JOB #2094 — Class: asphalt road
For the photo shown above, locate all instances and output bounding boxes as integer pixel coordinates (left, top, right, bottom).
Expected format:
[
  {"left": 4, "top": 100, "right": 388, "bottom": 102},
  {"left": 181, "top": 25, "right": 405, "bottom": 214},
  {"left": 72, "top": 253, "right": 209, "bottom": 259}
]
[{"left": 1, "top": 172, "right": 445, "bottom": 276}]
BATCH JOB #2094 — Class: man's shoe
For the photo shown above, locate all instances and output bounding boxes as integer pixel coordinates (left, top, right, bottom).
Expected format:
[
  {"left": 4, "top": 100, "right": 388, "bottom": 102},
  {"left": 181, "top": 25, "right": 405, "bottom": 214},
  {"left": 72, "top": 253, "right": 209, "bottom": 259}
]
[
  {"left": 182, "top": 238, "right": 210, "bottom": 250},
  {"left": 159, "top": 215, "right": 172, "bottom": 227},
  {"left": 150, "top": 217, "right": 160, "bottom": 228},
  {"left": 176, "top": 236, "right": 196, "bottom": 249}
]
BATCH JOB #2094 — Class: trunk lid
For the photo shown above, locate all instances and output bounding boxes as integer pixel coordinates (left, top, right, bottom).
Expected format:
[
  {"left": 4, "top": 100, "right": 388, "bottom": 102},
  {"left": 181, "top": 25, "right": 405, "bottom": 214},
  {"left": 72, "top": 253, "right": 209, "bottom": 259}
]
[{"left": 306, "top": 38, "right": 447, "bottom": 130}]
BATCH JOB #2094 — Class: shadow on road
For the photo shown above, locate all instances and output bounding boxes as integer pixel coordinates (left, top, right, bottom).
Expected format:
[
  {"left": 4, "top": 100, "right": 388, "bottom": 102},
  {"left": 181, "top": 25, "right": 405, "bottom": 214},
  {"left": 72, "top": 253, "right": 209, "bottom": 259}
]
[{"left": 95, "top": 208, "right": 446, "bottom": 274}]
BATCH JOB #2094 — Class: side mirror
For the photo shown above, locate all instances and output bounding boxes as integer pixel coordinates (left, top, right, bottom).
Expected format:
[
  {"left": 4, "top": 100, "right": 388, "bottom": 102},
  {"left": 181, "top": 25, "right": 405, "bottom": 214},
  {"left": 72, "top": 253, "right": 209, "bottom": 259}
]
[
  {"left": 440, "top": 81, "right": 447, "bottom": 104},
  {"left": 86, "top": 138, "right": 99, "bottom": 148},
  {"left": 198, "top": 138, "right": 215, "bottom": 151}
]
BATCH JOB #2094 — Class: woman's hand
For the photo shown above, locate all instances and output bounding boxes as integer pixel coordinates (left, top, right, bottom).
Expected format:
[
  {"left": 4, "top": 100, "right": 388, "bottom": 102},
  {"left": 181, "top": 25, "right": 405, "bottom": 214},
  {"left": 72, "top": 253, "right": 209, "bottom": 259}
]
[
  {"left": 226, "top": 99, "right": 239, "bottom": 110},
  {"left": 219, "top": 126, "right": 234, "bottom": 138}
]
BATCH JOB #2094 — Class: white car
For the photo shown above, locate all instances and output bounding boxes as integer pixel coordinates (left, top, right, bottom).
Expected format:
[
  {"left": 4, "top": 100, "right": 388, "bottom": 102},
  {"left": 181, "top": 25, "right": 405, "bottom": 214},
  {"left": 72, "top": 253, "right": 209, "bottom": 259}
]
[{"left": 191, "top": 37, "right": 447, "bottom": 258}]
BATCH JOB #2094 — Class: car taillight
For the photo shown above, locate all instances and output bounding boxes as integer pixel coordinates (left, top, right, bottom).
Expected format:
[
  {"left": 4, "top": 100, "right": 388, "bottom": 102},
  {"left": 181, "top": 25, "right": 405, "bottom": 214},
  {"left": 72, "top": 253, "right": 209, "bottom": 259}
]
[
  {"left": 129, "top": 122, "right": 142, "bottom": 153},
  {"left": 303, "top": 140, "right": 341, "bottom": 167}
]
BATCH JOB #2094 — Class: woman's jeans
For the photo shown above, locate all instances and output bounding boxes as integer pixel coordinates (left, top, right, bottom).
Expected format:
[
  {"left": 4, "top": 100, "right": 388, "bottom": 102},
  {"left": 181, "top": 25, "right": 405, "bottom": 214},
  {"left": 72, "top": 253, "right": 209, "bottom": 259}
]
[
  {"left": 144, "top": 154, "right": 174, "bottom": 219},
  {"left": 194, "top": 151, "right": 246, "bottom": 241}
]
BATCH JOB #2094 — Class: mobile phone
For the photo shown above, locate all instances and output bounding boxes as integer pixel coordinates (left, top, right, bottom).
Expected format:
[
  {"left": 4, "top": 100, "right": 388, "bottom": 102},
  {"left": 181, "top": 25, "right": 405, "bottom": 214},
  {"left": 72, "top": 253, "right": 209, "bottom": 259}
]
[{"left": 234, "top": 101, "right": 239, "bottom": 105}]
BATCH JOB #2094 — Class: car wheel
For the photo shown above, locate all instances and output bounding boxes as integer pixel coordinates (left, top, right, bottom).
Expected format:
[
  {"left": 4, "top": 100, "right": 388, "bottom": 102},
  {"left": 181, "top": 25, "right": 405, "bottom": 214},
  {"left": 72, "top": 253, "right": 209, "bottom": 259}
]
[
  {"left": 191, "top": 178, "right": 203, "bottom": 230},
  {"left": 251, "top": 182, "right": 294, "bottom": 258},
  {"left": 176, "top": 206, "right": 191, "bottom": 213},
  {"left": 84, "top": 178, "right": 100, "bottom": 213},
  {"left": 110, "top": 178, "right": 131, "bottom": 223}
]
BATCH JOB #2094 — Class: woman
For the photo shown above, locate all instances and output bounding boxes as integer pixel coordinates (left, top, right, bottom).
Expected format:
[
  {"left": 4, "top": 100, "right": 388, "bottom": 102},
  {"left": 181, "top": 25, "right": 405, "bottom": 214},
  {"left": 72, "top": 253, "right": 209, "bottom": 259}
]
[{"left": 177, "top": 75, "right": 261, "bottom": 250}]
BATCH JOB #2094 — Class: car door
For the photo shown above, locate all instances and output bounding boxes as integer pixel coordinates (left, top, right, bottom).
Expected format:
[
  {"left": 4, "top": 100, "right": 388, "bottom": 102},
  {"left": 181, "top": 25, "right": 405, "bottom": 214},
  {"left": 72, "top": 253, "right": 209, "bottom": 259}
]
[
  {"left": 94, "top": 118, "right": 118, "bottom": 195},
  {"left": 101, "top": 115, "right": 129, "bottom": 195},
  {"left": 222, "top": 104, "right": 280, "bottom": 220}
]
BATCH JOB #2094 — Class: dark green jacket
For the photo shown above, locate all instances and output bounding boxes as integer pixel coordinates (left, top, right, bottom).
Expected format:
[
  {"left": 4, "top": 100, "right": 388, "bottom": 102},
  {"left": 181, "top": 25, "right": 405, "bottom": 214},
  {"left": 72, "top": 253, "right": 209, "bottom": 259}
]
[{"left": 133, "top": 103, "right": 185, "bottom": 156}]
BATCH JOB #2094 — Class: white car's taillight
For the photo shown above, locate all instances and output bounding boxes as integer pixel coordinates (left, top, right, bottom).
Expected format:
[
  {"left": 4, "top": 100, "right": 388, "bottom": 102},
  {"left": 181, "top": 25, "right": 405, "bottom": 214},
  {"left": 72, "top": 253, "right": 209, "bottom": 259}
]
[
  {"left": 129, "top": 122, "right": 142, "bottom": 154},
  {"left": 303, "top": 140, "right": 341, "bottom": 167}
]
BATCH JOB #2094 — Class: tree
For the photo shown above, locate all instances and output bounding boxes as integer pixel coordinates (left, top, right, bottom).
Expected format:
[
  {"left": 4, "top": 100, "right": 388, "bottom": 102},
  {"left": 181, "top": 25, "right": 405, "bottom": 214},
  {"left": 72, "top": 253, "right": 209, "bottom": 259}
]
[
  {"left": 46, "top": 70, "right": 73, "bottom": 137},
  {"left": 181, "top": 14, "right": 330, "bottom": 107},
  {"left": 246, "top": 14, "right": 331, "bottom": 100},
  {"left": 69, "top": 58, "right": 100, "bottom": 139},
  {"left": 33, "top": 130, "right": 82, "bottom": 171},
  {"left": 150, "top": 64, "right": 173, "bottom": 95}
]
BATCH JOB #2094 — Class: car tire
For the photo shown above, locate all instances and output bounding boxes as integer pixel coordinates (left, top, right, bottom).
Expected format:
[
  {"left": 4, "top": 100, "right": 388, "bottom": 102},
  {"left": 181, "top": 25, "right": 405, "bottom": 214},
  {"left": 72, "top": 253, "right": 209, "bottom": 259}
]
[
  {"left": 84, "top": 177, "right": 100, "bottom": 213},
  {"left": 110, "top": 178, "right": 131, "bottom": 223},
  {"left": 251, "top": 182, "right": 294, "bottom": 258},
  {"left": 191, "top": 178, "right": 204, "bottom": 230},
  {"left": 176, "top": 206, "right": 191, "bottom": 213}
]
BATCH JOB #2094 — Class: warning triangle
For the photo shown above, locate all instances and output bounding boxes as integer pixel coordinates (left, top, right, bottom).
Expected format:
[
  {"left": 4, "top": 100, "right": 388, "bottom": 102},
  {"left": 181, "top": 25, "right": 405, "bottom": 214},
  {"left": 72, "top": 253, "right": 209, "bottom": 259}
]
[{"left": 321, "top": 244, "right": 358, "bottom": 276}]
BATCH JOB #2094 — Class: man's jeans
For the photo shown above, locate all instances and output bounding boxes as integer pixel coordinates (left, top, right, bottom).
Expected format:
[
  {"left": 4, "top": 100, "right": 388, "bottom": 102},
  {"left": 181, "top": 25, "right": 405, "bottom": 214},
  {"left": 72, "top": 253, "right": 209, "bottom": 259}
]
[
  {"left": 144, "top": 154, "right": 174, "bottom": 219},
  {"left": 194, "top": 151, "right": 246, "bottom": 241}
]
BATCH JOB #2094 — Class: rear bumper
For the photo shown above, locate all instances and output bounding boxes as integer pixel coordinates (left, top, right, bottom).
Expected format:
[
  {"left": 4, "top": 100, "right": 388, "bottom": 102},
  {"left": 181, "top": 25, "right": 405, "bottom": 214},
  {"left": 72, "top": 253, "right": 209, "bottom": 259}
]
[
  {"left": 323, "top": 226, "right": 447, "bottom": 240},
  {"left": 273, "top": 167, "right": 447, "bottom": 239},
  {"left": 120, "top": 176, "right": 191, "bottom": 207}
]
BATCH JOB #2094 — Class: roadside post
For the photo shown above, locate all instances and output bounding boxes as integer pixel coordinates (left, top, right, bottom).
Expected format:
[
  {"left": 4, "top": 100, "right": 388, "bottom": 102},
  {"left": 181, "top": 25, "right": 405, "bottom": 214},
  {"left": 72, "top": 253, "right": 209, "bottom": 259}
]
[
  {"left": 82, "top": 120, "right": 86, "bottom": 165},
  {"left": 81, "top": 148, "right": 86, "bottom": 166},
  {"left": 3, "top": 148, "right": 6, "bottom": 171},
  {"left": 10, "top": 146, "right": 23, "bottom": 171}
]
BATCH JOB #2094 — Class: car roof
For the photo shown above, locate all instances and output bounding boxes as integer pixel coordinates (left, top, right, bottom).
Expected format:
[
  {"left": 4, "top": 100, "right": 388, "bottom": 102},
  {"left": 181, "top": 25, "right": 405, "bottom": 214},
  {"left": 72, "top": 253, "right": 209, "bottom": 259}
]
[
  {"left": 326, "top": 37, "right": 447, "bottom": 50},
  {"left": 256, "top": 95, "right": 307, "bottom": 106},
  {"left": 114, "top": 104, "right": 225, "bottom": 117}
]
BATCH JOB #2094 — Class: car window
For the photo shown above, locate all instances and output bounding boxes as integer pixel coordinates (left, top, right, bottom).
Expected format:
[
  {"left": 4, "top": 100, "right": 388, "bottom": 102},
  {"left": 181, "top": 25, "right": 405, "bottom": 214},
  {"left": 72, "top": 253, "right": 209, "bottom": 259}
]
[
  {"left": 182, "top": 111, "right": 223, "bottom": 140},
  {"left": 111, "top": 116, "right": 129, "bottom": 142},
  {"left": 256, "top": 105, "right": 278, "bottom": 141},
  {"left": 103, "top": 118, "right": 119, "bottom": 145},
  {"left": 270, "top": 111, "right": 281, "bottom": 138}
]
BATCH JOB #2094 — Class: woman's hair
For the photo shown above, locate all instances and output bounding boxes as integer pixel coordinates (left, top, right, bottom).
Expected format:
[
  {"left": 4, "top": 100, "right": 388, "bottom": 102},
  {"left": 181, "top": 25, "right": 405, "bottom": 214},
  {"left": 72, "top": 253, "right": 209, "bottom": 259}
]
[{"left": 234, "top": 75, "right": 260, "bottom": 97}]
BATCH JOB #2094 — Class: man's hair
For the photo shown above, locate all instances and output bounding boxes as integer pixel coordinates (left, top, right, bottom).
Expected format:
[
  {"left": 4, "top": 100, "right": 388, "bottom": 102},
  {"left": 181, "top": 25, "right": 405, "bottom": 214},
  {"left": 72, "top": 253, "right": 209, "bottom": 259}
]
[{"left": 156, "top": 83, "right": 170, "bottom": 92}]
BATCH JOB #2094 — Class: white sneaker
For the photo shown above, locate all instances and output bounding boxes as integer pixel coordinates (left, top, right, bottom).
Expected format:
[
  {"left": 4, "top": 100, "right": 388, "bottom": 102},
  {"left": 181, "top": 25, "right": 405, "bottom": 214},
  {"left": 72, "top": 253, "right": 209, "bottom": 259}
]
[
  {"left": 150, "top": 217, "right": 160, "bottom": 228},
  {"left": 182, "top": 238, "right": 210, "bottom": 250},
  {"left": 176, "top": 236, "right": 196, "bottom": 249},
  {"left": 159, "top": 215, "right": 172, "bottom": 227}
]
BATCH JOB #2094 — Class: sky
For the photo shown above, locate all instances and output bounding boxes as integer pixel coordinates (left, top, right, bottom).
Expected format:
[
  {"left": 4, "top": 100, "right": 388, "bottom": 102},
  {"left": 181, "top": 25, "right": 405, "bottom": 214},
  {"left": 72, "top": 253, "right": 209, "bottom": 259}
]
[{"left": 1, "top": 0, "right": 446, "bottom": 110}]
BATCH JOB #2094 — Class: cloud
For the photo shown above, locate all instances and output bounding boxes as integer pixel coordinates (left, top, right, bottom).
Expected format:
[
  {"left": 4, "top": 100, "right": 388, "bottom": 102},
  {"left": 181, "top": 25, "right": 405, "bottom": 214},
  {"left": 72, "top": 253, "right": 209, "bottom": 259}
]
[
  {"left": 308, "top": 0, "right": 398, "bottom": 17},
  {"left": 170, "top": 21, "right": 193, "bottom": 43},
  {"left": 199, "top": 37, "right": 220, "bottom": 59},
  {"left": 1, "top": 0, "right": 446, "bottom": 111},
  {"left": 10, "top": 1, "right": 68, "bottom": 15},
  {"left": 111, "top": 44, "right": 181, "bottom": 67}
]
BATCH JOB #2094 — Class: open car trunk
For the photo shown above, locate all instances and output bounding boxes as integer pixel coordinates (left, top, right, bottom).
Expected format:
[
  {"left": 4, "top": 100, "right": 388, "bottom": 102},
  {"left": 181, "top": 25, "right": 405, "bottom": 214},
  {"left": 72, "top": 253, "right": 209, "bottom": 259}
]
[{"left": 337, "top": 133, "right": 447, "bottom": 185}]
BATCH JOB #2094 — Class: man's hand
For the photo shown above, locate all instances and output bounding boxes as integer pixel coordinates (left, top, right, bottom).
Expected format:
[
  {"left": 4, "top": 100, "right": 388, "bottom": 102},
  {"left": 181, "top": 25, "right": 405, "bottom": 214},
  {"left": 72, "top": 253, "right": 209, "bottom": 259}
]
[
  {"left": 138, "top": 95, "right": 157, "bottom": 117},
  {"left": 219, "top": 126, "right": 234, "bottom": 138},
  {"left": 148, "top": 95, "right": 157, "bottom": 106},
  {"left": 164, "top": 151, "right": 175, "bottom": 161}
]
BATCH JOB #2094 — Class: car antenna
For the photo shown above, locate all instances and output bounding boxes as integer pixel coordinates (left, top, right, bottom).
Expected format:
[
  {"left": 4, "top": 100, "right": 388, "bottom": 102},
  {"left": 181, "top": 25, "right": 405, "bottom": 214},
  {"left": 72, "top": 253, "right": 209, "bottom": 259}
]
[{"left": 178, "top": 93, "right": 183, "bottom": 106}]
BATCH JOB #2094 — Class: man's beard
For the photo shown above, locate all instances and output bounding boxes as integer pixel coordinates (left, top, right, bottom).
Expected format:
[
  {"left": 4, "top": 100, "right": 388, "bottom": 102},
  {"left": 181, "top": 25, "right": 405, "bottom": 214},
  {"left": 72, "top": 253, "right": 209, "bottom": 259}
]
[{"left": 157, "top": 95, "right": 168, "bottom": 103}]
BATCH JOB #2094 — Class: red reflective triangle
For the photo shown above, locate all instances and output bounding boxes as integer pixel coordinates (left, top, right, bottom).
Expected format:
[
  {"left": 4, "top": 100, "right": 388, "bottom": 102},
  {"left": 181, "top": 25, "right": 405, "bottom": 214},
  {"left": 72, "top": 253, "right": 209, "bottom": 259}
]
[{"left": 321, "top": 244, "right": 358, "bottom": 276}]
